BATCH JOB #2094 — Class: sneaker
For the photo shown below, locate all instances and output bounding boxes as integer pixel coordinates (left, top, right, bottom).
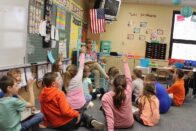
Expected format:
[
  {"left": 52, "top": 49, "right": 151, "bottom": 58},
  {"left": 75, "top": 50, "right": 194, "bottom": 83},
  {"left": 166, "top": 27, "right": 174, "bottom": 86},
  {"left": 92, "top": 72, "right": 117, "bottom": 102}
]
[
  {"left": 91, "top": 120, "right": 104, "bottom": 130},
  {"left": 86, "top": 101, "right": 94, "bottom": 109}
]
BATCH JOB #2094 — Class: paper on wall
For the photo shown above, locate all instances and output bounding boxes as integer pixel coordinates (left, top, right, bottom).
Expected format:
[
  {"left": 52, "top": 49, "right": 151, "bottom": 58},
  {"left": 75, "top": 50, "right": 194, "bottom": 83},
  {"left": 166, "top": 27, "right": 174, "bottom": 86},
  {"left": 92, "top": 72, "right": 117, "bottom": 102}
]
[
  {"left": 47, "top": 64, "right": 52, "bottom": 73},
  {"left": 39, "top": 20, "right": 46, "bottom": 36},
  {"left": 19, "top": 68, "right": 27, "bottom": 87},
  {"left": 51, "top": 25, "right": 55, "bottom": 39},
  {"left": 37, "top": 65, "right": 44, "bottom": 80},
  {"left": 55, "top": 28, "right": 59, "bottom": 41},
  {"left": 25, "top": 67, "right": 33, "bottom": 81}
]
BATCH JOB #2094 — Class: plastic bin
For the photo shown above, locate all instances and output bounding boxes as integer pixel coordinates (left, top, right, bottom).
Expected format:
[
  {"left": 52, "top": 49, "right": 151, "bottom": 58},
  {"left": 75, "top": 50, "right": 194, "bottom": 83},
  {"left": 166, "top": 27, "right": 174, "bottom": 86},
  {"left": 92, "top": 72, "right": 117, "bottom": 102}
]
[{"left": 140, "top": 58, "right": 150, "bottom": 67}]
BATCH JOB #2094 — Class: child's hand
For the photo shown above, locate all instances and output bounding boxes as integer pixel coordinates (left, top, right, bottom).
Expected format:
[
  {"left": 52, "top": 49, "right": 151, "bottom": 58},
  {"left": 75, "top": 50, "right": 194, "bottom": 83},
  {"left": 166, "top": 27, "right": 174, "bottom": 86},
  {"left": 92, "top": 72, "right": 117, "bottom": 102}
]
[
  {"left": 76, "top": 114, "right": 81, "bottom": 124},
  {"left": 27, "top": 79, "right": 36, "bottom": 90},
  {"left": 122, "top": 54, "right": 128, "bottom": 63}
]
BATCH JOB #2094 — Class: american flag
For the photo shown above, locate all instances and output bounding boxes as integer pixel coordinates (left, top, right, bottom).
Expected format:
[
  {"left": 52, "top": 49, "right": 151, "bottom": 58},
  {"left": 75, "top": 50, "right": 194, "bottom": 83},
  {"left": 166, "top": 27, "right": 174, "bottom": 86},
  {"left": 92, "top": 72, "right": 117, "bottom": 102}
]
[{"left": 90, "top": 9, "right": 105, "bottom": 34}]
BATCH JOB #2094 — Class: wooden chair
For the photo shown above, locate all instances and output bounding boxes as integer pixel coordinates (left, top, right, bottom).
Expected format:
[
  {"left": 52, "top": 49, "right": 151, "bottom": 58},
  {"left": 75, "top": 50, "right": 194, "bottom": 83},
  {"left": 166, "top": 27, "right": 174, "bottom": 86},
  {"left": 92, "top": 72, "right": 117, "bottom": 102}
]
[{"left": 156, "top": 68, "right": 170, "bottom": 87}]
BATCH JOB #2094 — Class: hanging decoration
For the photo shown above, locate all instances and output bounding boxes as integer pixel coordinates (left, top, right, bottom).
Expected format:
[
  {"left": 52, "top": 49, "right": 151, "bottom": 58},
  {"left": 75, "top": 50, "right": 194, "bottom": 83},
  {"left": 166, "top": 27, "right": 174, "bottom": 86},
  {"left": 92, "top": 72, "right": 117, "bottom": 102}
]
[
  {"left": 172, "top": 0, "right": 181, "bottom": 5},
  {"left": 180, "top": 6, "right": 193, "bottom": 18}
]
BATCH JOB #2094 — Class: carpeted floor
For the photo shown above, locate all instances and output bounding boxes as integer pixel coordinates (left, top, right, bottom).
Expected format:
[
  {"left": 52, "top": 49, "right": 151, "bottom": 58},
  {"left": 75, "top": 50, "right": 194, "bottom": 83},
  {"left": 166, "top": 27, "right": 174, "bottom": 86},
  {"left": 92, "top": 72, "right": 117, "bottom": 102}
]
[{"left": 37, "top": 96, "right": 196, "bottom": 131}]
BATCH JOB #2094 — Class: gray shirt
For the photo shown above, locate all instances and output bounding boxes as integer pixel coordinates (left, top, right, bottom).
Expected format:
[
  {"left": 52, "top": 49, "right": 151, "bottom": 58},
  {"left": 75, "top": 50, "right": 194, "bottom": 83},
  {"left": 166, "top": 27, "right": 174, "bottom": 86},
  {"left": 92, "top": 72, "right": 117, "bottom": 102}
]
[{"left": 132, "top": 78, "right": 144, "bottom": 102}]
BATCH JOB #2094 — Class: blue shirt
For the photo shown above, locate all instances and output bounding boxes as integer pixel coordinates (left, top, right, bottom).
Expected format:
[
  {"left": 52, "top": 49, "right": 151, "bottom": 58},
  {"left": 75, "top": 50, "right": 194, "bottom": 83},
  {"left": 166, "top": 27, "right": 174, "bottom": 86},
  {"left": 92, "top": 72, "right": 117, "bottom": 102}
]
[{"left": 155, "top": 82, "right": 171, "bottom": 114}]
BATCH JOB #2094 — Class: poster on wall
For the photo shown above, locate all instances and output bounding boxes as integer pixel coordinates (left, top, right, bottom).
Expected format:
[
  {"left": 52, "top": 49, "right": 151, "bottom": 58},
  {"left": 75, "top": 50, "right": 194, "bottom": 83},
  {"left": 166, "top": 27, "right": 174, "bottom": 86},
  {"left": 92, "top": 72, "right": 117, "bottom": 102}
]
[
  {"left": 28, "top": 0, "right": 44, "bottom": 34},
  {"left": 157, "top": 29, "right": 164, "bottom": 35},
  {"left": 127, "top": 34, "right": 134, "bottom": 40},
  {"left": 69, "top": 16, "right": 80, "bottom": 57},
  {"left": 146, "top": 28, "right": 152, "bottom": 34},
  {"left": 56, "top": 6, "right": 66, "bottom": 41},
  {"left": 140, "top": 22, "right": 147, "bottom": 28},
  {"left": 133, "top": 28, "right": 140, "bottom": 33},
  {"left": 139, "top": 35, "right": 146, "bottom": 41}
]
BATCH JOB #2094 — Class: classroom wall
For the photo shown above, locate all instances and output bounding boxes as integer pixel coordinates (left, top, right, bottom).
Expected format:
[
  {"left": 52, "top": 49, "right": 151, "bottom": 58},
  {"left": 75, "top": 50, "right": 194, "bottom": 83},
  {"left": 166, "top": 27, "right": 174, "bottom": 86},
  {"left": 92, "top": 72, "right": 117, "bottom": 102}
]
[{"left": 101, "top": 3, "right": 196, "bottom": 59}]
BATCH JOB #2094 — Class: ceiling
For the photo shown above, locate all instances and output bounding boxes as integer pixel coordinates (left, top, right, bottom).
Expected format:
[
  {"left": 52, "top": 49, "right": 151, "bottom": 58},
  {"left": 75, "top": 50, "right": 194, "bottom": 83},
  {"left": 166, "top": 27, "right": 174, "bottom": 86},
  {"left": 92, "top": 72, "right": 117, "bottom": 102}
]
[{"left": 122, "top": 0, "right": 196, "bottom": 7}]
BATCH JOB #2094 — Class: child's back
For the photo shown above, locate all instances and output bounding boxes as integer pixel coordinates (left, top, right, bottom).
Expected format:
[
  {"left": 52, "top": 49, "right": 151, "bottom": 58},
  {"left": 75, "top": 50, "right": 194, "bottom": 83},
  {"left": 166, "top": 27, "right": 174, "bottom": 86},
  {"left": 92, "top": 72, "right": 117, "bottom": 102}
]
[
  {"left": 40, "top": 72, "right": 79, "bottom": 128},
  {"left": 102, "top": 56, "right": 134, "bottom": 130},
  {"left": 64, "top": 52, "right": 86, "bottom": 110},
  {"left": 40, "top": 86, "right": 79, "bottom": 128},
  {"left": 139, "top": 95, "right": 160, "bottom": 126}
]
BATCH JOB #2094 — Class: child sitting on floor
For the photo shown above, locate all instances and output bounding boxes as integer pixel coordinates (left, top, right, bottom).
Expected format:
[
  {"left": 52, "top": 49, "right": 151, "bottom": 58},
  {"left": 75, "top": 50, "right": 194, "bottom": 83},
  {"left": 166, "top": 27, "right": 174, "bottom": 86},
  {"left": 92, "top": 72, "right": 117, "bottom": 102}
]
[
  {"left": 101, "top": 55, "right": 134, "bottom": 131},
  {"left": 63, "top": 46, "right": 87, "bottom": 112},
  {"left": 0, "top": 76, "right": 43, "bottom": 131},
  {"left": 134, "top": 80, "right": 160, "bottom": 126},
  {"left": 40, "top": 72, "right": 104, "bottom": 130}
]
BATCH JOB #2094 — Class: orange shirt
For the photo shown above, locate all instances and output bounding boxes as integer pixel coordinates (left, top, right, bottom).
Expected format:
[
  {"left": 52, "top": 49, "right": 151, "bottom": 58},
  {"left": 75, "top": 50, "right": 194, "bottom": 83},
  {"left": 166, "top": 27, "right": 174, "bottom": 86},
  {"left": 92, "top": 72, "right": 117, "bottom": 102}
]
[
  {"left": 139, "top": 95, "right": 160, "bottom": 126},
  {"left": 167, "top": 79, "right": 185, "bottom": 106},
  {"left": 40, "top": 87, "right": 79, "bottom": 127}
]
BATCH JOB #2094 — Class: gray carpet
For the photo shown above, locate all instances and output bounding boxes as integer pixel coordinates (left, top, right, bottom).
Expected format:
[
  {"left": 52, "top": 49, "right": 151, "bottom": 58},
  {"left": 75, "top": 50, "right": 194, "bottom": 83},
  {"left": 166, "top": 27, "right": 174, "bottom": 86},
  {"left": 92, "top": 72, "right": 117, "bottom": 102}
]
[{"left": 36, "top": 96, "right": 196, "bottom": 131}]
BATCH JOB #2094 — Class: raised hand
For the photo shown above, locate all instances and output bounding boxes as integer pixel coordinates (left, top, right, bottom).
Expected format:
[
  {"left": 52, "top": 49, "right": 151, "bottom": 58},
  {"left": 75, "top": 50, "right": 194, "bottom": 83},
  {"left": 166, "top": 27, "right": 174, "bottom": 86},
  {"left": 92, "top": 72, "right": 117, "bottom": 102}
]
[{"left": 122, "top": 54, "right": 128, "bottom": 63}]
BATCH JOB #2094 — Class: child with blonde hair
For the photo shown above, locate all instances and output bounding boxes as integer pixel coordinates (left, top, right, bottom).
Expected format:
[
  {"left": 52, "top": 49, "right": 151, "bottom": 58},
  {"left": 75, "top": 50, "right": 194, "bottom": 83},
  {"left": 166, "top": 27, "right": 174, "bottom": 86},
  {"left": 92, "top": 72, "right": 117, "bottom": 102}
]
[
  {"left": 132, "top": 68, "right": 144, "bottom": 103},
  {"left": 63, "top": 47, "right": 87, "bottom": 111},
  {"left": 134, "top": 79, "right": 160, "bottom": 126}
]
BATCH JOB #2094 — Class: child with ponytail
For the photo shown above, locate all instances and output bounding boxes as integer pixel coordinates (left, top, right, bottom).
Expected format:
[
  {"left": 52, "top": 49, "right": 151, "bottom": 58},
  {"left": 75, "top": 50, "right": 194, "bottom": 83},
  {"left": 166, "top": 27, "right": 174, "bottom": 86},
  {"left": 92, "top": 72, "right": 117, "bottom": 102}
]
[
  {"left": 134, "top": 76, "right": 160, "bottom": 126},
  {"left": 101, "top": 55, "right": 134, "bottom": 131}
]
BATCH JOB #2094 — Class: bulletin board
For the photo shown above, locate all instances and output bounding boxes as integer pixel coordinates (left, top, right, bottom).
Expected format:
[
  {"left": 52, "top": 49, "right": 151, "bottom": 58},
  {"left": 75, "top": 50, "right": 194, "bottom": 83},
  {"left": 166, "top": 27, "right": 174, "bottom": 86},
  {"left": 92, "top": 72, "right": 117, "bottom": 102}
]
[
  {"left": 27, "top": 0, "right": 59, "bottom": 63},
  {"left": 28, "top": 0, "right": 83, "bottom": 63}
]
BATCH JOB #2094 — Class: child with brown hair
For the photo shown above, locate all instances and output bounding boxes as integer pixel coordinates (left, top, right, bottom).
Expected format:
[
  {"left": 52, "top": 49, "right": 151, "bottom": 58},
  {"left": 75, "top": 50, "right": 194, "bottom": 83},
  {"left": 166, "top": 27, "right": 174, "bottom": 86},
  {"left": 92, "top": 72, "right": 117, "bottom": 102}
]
[
  {"left": 106, "top": 66, "right": 121, "bottom": 92},
  {"left": 52, "top": 58, "right": 64, "bottom": 89},
  {"left": 40, "top": 72, "right": 104, "bottom": 130},
  {"left": 134, "top": 80, "right": 160, "bottom": 126},
  {"left": 132, "top": 68, "right": 144, "bottom": 103},
  {"left": 167, "top": 69, "right": 185, "bottom": 106},
  {"left": 0, "top": 76, "right": 43, "bottom": 131},
  {"left": 101, "top": 55, "right": 134, "bottom": 131}
]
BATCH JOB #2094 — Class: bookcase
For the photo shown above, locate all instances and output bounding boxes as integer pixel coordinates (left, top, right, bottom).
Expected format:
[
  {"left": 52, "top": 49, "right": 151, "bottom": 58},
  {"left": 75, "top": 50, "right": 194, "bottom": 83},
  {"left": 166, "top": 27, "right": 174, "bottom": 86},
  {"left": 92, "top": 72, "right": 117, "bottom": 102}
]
[{"left": 145, "top": 42, "right": 167, "bottom": 60}]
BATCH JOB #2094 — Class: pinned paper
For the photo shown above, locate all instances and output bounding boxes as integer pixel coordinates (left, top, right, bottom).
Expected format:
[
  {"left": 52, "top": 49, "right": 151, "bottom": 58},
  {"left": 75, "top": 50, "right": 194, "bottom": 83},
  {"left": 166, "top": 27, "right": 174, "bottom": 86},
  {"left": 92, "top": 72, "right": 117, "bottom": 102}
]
[
  {"left": 25, "top": 67, "right": 33, "bottom": 81},
  {"left": 39, "top": 20, "right": 46, "bottom": 36},
  {"left": 177, "top": 15, "right": 185, "bottom": 21},
  {"left": 37, "top": 65, "right": 44, "bottom": 80},
  {"left": 51, "top": 40, "right": 57, "bottom": 48},
  {"left": 47, "top": 64, "right": 52, "bottom": 73},
  {"left": 19, "top": 68, "right": 27, "bottom": 87},
  {"left": 47, "top": 50, "right": 55, "bottom": 64},
  {"left": 51, "top": 25, "right": 55, "bottom": 39},
  {"left": 55, "top": 28, "right": 59, "bottom": 41}
]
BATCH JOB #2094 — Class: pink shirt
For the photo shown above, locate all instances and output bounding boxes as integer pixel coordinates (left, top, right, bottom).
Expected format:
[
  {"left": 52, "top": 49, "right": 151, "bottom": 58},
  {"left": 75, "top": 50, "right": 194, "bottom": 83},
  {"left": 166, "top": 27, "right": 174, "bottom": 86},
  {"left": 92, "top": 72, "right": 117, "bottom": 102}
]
[
  {"left": 101, "top": 63, "right": 134, "bottom": 131},
  {"left": 139, "top": 95, "right": 160, "bottom": 126},
  {"left": 67, "top": 53, "right": 86, "bottom": 109}
]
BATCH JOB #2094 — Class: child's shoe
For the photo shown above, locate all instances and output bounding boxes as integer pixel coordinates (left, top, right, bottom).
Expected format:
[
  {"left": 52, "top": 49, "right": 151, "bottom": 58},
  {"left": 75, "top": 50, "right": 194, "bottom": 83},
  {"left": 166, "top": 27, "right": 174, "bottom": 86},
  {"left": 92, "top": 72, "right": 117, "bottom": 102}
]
[{"left": 91, "top": 120, "right": 104, "bottom": 130}]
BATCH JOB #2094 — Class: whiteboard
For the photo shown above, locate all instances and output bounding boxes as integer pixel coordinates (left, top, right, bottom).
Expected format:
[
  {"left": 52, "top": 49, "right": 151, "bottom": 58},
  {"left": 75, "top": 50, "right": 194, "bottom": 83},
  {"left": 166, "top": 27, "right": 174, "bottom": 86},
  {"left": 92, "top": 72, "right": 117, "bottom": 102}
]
[
  {"left": 173, "top": 14, "right": 196, "bottom": 41},
  {"left": 0, "top": 0, "right": 29, "bottom": 68},
  {"left": 171, "top": 43, "right": 196, "bottom": 61}
]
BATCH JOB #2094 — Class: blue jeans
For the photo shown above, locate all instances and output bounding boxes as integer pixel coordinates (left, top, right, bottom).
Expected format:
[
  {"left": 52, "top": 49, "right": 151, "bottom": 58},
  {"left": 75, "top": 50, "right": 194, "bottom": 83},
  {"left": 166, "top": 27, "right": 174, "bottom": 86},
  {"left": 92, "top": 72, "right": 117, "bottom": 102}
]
[{"left": 21, "top": 113, "right": 43, "bottom": 131}]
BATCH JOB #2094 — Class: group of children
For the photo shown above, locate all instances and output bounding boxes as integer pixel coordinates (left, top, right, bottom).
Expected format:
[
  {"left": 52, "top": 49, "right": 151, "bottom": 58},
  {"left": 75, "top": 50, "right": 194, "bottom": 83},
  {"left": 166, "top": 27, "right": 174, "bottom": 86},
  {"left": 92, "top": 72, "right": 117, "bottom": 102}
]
[{"left": 0, "top": 40, "right": 186, "bottom": 131}]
